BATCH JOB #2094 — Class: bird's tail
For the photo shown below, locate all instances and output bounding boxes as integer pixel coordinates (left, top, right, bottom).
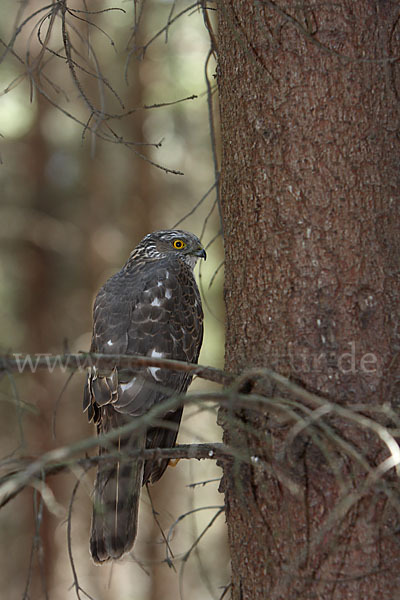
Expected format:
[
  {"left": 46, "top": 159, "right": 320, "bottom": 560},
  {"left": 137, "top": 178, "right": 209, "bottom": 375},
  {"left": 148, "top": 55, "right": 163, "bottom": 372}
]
[{"left": 90, "top": 410, "right": 145, "bottom": 564}]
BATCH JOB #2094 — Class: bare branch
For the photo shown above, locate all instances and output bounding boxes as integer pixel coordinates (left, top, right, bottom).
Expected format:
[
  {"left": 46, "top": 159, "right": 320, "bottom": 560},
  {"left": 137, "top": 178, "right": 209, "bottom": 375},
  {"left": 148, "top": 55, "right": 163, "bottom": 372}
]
[
  {"left": 0, "top": 443, "right": 229, "bottom": 509},
  {"left": 0, "top": 352, "right": 235, "bottom": 386}
]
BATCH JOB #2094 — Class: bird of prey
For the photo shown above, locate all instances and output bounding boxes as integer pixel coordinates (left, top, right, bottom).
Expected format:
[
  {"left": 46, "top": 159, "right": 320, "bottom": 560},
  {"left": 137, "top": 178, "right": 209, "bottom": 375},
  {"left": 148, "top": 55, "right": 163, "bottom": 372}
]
[{"left": 83, "top": 229, "right": 206, "bottom": 563}]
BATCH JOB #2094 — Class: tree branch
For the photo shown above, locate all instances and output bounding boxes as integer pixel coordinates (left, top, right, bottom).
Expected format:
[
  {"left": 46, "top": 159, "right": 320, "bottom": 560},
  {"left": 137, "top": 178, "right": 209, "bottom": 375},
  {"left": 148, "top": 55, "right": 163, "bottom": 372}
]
[
  {"left": 0, "top": 351, "right": 235, "bottom": 386},
  {"left": 0, "top": 443, "right": 229, "bottom": 509}
]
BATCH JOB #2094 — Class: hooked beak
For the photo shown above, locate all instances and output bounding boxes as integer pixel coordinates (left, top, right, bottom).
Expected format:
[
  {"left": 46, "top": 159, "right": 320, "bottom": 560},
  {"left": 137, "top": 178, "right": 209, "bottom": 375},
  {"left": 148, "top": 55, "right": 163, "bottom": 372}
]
[{"left": 193, "top": 247, "right": 207, "bottom": 260}]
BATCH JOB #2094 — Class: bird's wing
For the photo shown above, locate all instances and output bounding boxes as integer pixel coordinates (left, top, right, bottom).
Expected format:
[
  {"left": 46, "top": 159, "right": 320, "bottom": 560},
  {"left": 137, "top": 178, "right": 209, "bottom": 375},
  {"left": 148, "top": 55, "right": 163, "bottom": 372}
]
[{"left": 84, "top": 259, "right": 203, "bottom": 421}]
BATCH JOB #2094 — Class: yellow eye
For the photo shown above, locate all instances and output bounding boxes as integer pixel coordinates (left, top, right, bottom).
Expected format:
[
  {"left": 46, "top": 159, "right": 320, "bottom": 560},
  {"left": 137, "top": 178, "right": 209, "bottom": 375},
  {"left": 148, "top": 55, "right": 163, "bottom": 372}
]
[{"left": 173, "top": 239, "right": 186, "bottom": 250}]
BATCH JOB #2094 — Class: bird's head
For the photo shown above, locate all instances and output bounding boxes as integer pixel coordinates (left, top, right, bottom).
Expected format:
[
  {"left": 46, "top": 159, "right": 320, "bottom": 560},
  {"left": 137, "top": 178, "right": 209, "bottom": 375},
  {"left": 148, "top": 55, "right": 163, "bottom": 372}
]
[{"left": 135, "top": 229, "right": 206, "bottom": 268}]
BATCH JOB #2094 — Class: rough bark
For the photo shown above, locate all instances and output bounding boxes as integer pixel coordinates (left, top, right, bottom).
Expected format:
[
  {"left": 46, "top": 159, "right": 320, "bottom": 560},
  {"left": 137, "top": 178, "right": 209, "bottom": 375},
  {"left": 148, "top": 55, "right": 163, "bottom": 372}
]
[{"left": 217, "top": 2, "right": 400, "bottom": 598}]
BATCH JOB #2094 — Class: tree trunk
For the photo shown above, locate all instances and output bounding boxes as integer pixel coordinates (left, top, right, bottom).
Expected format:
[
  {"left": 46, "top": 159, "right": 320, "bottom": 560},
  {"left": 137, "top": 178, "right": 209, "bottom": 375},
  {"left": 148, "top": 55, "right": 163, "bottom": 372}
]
[{"left": 217, "top": 2, "right": 400, "bottom": 598}]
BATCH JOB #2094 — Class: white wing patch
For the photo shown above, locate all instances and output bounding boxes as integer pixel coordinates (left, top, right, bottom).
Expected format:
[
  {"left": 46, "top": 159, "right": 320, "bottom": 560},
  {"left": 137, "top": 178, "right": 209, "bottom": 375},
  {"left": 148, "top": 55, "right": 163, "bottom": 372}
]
[
  {"left": 151, "top": 297, "right": 162, "bottom": 307},
  {"left": 107, "top": 339, "right": 114, "bottom": 346},
  {"left": 149, "top": 349, "right": 164, "bottom": 381},
  {"left": 165, "top": 288, "right": 172, "bottom": 299},
  {"left": 119, "top": 378, "right": 137, "bottom": 392},
  {"left": 149, "top": 366, "right": 162, "bottom": 381}
]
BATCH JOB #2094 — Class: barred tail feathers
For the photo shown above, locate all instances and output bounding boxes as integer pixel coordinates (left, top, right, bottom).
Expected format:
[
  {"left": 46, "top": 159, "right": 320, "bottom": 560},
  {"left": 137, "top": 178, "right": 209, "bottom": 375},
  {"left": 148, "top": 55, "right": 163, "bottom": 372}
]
[{"left": 90, "top": 413, "right": 145, "bottom": 563}]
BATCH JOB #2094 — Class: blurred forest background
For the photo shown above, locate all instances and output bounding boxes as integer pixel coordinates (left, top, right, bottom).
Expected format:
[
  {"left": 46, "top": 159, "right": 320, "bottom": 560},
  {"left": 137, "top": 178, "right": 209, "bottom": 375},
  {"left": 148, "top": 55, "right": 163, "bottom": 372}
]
[{"left": 0, "top": 1, "right": 227, "bottom": 599}]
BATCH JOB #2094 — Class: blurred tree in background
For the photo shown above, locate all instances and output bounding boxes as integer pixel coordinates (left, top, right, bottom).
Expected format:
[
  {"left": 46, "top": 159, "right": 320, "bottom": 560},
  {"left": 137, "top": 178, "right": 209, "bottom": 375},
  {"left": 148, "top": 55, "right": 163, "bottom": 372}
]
[{"left": 0, "top": 1, "right": 226, "bottom": 599}]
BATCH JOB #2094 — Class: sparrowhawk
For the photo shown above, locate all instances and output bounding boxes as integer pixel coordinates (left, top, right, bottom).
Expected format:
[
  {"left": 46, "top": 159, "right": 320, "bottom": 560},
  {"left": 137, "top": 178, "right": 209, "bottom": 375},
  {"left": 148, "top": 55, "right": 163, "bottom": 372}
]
[{"left": 83, "top": 229, "right": 206, "bottom": 563}]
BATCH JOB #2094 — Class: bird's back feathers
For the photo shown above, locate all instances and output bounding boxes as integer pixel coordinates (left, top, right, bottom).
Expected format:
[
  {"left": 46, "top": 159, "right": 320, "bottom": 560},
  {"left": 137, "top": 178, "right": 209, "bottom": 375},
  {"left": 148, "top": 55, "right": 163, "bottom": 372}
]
[{"left": 84, "top": 231, "right": 204, "bottom": 563}]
